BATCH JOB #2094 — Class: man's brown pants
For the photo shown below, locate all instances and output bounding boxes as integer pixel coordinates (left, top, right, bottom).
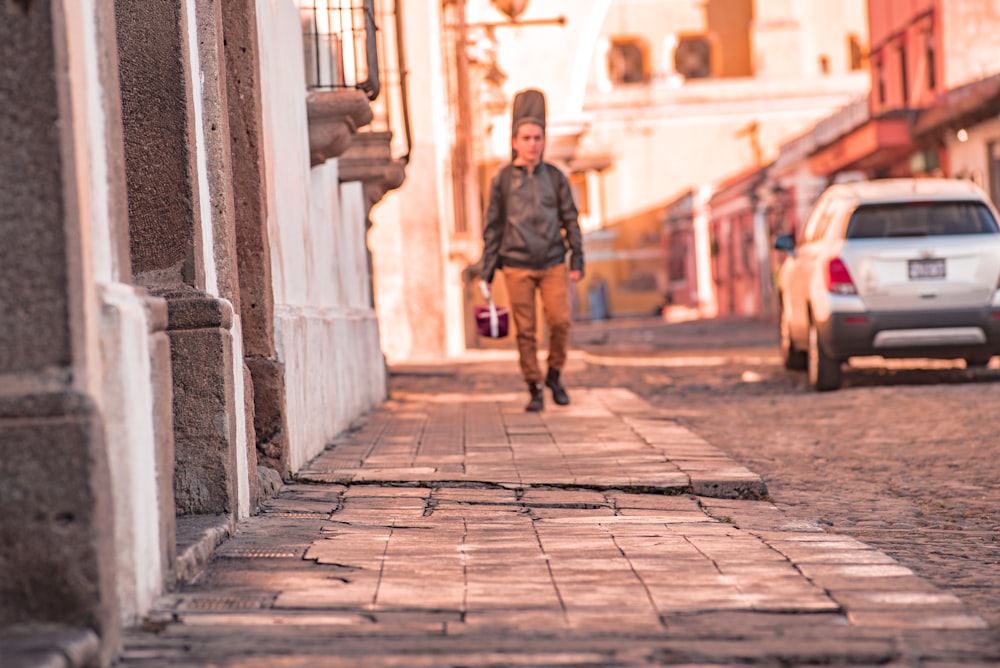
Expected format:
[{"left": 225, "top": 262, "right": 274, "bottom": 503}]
[{"left": 502, "top": 265, "right": 571, "bottom": 384}]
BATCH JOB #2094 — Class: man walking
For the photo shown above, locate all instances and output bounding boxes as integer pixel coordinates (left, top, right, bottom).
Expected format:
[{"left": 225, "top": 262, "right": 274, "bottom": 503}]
[{"left": 479, "top": 89, "right": 584, "bottom": 412}]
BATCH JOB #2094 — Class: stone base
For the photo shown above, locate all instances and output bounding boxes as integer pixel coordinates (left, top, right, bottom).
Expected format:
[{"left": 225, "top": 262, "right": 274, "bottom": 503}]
[
  {"left": 165, "top": 294, "right": 239, "bottom": 516},
  {"left": 0, "top": 392, "right": 117, "bottom": 655},
  {"left": 246, "top": 355, "right": 288, "bottom": 477}
]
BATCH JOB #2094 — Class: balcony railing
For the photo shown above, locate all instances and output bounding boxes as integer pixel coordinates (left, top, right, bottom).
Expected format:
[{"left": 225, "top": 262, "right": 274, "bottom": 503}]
[
  {"left": 370, "top": 0, "right": 411, "bottom": 165},
  {"left": 301, "top": 0, "right": 380, "bottom": 100},
  {"left": 301, "top": 0, "right": 410, "bottom": 166}
]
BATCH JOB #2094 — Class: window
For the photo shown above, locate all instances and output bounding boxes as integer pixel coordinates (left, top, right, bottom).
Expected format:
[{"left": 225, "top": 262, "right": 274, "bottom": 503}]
[
  {"left": 607, "top": 39, "right": 647, "bottom": 84},
  {"left": 925, "top": 30, "right": 936, "bottom": 90},
  {"left": 848, "top": 34, "right": 864, "bottom": 71},
  {"left": 873, "top": 56, "right": 886, "bottom": 105},
  {"left": 667, "top": 231, "right": 687, "bottom": 281},
  {"left": 846, "top": 202, "right": 999, "bottom": 239},
  {"left": 674, "top": 37, "right": 711, "bottom": 79},
  {"left": 899, "top": 43, "right": 909, "bottom": 107}
]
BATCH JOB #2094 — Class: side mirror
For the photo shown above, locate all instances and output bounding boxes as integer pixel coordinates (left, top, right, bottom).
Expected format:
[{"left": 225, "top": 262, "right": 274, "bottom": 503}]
[{"left": 773, "top": 234, "right": 795, "bottom": 252}]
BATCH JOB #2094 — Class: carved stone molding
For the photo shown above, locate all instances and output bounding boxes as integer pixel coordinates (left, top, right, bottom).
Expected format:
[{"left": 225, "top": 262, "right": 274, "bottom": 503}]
[
  {"left": 338, "top": 131, "right": 406, "bottom": 215},
  {"left": 306, "top": 89, "right": 374, "bottom": 166}
]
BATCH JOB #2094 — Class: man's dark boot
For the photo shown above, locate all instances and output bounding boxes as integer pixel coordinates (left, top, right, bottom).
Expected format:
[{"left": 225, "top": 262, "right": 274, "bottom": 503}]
[
  {"left": 545, "top": 368, "right": 570, "bottom": 405},
  {"left": 525, "top": 382, "right": 544, "bottom": 412}
]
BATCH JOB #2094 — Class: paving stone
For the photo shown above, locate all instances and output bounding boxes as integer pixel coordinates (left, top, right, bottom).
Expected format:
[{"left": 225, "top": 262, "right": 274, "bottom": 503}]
[
  {"left": 847, "top": 610, "right": 989, "bottom": 629},
  {"left": 833, "top": 589, "right": 968, "bottom": 609}
]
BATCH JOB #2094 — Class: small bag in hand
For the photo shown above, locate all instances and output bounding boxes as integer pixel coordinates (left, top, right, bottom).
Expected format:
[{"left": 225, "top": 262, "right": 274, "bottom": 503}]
[{"left": 475, "top": 280, "right": 509, "bottom": 338}]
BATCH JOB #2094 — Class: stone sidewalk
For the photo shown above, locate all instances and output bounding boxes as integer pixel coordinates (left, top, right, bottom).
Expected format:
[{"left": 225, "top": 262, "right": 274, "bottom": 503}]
[
  {"left": 110, "top": 386, "right": 999, "bottom": 667},
  {"left": 300, "top": 387, "right": 767, "bottom": 499}
]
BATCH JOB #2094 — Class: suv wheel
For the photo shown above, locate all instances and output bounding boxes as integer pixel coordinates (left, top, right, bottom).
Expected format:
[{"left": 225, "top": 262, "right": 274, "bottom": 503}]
[
  {"left": 779, "top": 304, "right": 807, "bottom": 371},
  {"left": 808, "top": 321, "right": 842, "bottom": 391}
]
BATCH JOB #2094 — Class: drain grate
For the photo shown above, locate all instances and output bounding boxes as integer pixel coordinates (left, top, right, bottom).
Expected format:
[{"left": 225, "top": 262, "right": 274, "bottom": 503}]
[
  {"left": 179, "top": 594, "right": 272, "bottom": 611},
  {"left": 264, "top": 512, "right": 331, "bottom": 519},
  {"left": 216, "top": 546, "right": 301, "bottom": 559}
]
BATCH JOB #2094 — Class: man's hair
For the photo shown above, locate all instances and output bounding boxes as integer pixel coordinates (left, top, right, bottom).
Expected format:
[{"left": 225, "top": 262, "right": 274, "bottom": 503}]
[{"left": 512, "top": 116, "right": 545, "bottom": 136}]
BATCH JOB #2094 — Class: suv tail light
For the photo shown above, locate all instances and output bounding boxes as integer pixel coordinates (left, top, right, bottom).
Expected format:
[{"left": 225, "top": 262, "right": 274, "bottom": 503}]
[{"left": 826, "top": 258, "right": 857, "bottom": 295}]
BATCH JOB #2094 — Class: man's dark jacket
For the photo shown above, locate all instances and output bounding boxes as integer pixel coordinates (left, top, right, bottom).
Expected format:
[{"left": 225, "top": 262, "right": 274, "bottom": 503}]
[{"left": 480, "top": 161, "right": 584, "bottom": 283}]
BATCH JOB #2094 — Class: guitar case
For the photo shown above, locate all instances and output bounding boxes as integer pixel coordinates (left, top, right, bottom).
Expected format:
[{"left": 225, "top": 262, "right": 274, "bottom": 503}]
[{"left": 511, "top": 88, "right": 547, "bottom": 159}]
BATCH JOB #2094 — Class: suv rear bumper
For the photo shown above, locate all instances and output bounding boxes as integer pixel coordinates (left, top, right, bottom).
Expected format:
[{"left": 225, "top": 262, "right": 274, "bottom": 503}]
[{"left": 817, "top": 308, "right": 1000, "bottom": 360}]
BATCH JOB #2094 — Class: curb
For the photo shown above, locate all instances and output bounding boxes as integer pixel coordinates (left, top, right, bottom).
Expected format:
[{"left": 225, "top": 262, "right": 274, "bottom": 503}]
[
  {"left": 174, "top": 514, "right": 231, "bottom": 584},
  {"left": 0, "top": 626, "right": 99, "bottom": 668}
]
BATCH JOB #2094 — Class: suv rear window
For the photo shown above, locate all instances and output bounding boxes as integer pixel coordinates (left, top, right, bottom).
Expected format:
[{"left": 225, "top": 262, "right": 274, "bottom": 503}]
[{"left": 845, "top": 201, "right": 999, "bottom": 239}]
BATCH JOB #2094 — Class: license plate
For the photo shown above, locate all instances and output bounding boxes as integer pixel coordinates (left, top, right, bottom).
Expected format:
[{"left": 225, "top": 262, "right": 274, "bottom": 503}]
[{"left": 908, "top": 258, "right": 946, "bottom": 279}]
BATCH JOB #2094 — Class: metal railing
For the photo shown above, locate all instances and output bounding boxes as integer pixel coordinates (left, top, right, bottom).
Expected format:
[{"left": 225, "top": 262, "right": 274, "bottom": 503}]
[
  {"left": 301, "top": 0, "right": 380, "bottom": 99},
  {"left": 373, "top": 0, "right": 411, "bottom": 165},
  {"left": 301, "top": 0, "right": 411, "bottom": 165}
]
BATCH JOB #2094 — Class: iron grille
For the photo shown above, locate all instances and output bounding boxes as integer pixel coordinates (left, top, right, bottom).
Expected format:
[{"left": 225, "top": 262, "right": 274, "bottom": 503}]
[
  {"left": 302, "top": 0, "right": 380, "bottom": 99},
  {"left": 370, "top": 0, "right": 411, "bottom": 164}
]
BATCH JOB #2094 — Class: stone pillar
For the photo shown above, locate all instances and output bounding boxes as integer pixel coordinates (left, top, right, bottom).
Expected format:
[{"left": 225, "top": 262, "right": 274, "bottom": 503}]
[
  {"left": 0, "top": 0, "right": 117, "bottom": 655},
  {"left": 191, "top": 0, "right": 257, "bottom": 517},
  {"left": 115, "top": 0, "right": 242, "bottom": 516},
  {"left": 221, "top": 0, "right": 290, "bottom": 480}
]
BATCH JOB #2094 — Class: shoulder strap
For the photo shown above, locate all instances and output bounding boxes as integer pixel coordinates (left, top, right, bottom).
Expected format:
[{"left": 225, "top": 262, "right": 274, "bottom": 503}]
[
  {"left": 499, "top": 164, "right": 513, "bottom": 222},
  {"left": 547, "top": 163, "right": 561, "bottom": 205},
  {"left": 501, "top": 163, "right": 513, "bottom": 203}
]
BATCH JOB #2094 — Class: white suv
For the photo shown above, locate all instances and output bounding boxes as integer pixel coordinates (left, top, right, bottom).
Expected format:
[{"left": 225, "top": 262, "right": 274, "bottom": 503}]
[{"left": 773, "top": 178, "right": 1000, "bottom": 391}]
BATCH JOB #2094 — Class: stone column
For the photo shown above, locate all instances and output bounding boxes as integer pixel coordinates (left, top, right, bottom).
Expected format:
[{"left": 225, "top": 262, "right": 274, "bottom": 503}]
[
  {"left": 115, "top": 0, "right": 241, "bottom": 516},
  {"left": 0, "top": 0, "right": 117, "bottom": 654},
  {"left": 222, "top": 0, "right": 289, "bottom": 481}
]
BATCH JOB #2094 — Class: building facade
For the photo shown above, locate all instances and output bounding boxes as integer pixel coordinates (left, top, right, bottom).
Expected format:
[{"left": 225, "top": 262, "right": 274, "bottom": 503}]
[
  {"left": 1, "top": 0, "right": 403, "bottom": 663},
  {"left": 582, "top": 0, "right": 870, "bottom": 320},
  {"left": 700, "top": 0, "right": 1000, "bottom": 320}
]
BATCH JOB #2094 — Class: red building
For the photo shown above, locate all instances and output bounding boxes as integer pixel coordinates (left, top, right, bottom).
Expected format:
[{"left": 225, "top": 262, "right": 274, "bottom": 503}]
[{"left": 811, "top": 0, "right": 1000, "bottom": 180}]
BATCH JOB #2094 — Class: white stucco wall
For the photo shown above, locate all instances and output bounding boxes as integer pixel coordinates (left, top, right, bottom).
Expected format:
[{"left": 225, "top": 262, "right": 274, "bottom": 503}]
[
  {"left": 793, "top": 0, "right": 869, "bottom": 76},
  {"left": 257, "top": 0, "right": 387, "bottom": 471},
  {"left": 184, "top": 0, "right": 220, "bottom": 295},
  {"left": 278, "top": 167, "right": 387, "bottom": 473},
  {"left": 257, "top": 1, "right": 313, "bottom": 308},
  {"left": 370, "top": 0, "right": 453, "bottom": 363},
  {"left": 583, "top": 95, "right": 862, "bottom": 225},
  {"left": 98, "top": 285, "right": 163, "bottom": 623}
]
